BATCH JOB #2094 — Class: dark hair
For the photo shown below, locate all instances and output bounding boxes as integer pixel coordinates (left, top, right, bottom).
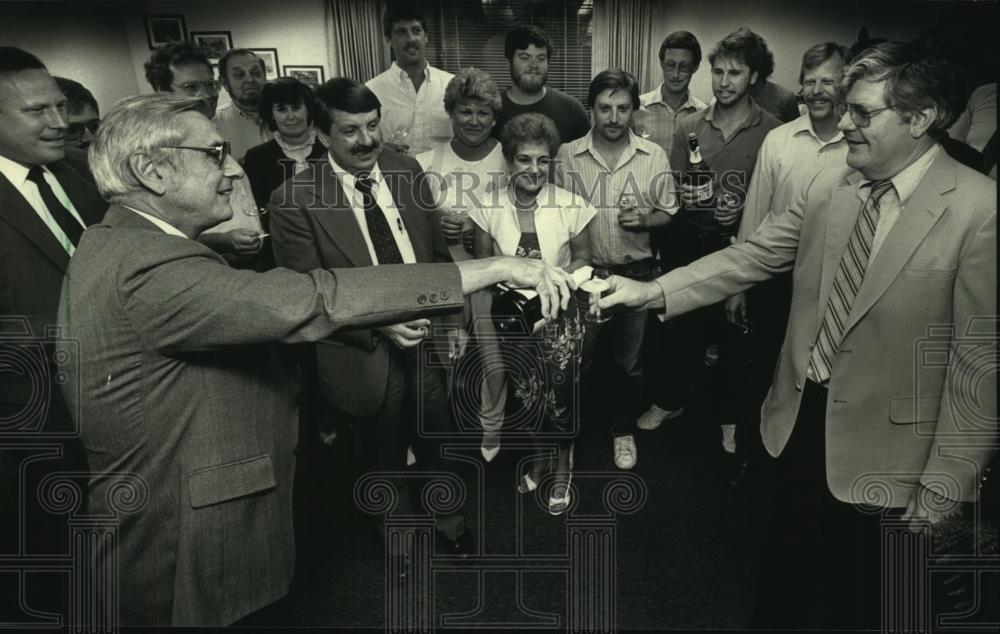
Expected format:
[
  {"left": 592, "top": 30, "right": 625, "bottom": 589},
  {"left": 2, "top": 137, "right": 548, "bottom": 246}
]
[
  {"left": 313, "top": 77, "right": 381, "bottom": 135},
  {"left": 709, "top": 28, "right": 774, "bottom": 83},
  {"left": 843, "top": 41, "right": 970, "bottom": 140},
  {"left": 382, "top": 2, "right": 427, "bottom": 37},
  {"left": 218, "top": 48, "right": 265, "bottom": 80},
  {"left": 798, "top": 42, "right": 850, "bottom": 84},
  {"left": 0, "top": 46, "right": 46, "bottom": 74},
  {"left": 500, "top": 113, "right": 560, "bottom": 162},
  {"left": 54, "top": 76, "right": 99, "bottom": 116},
  {"left": 144, "top": 42, "right": 211, "bottom": 92},
  {"left": 658, "top": 31, "right": 702, "bottom": 66},
  {"left": 258, "top": 77, "right": 316, "bottom": 132},
  {"left": 504, "top": 25, "right": 553, "bottom": 60},
  {"left": 587, "top": 69, "right": 640, "bottom": 110}
]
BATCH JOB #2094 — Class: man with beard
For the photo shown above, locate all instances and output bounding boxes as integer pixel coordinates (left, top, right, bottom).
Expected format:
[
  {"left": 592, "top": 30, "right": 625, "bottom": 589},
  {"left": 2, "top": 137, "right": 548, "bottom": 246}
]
[
  {"left": 721, "top": 42, "right": 851, "bottom": 486},
  {"left": 366, "top": 3, "right": 454, "bottom": 156},
  {"left": 214, "top": 48, "right": 269, "bottom": 160},
  {"left": 269, "top": 78, "right": 473, "bottom": 558},
  {"left": 492, "top": 25, "right": 589, "bottom": 144},
  {"left": 648, "top": 28, "right": 780, "bottom": 465},
  {"left": 557, "top": 70, "right": 676, "bottom": 470},
  {"left": 635, "top": 31, "right": 707, "bottom": 155}
]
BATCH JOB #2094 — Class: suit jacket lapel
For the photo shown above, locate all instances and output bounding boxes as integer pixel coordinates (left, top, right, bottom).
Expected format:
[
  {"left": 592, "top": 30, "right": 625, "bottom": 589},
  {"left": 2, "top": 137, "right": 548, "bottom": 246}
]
[
  {"left": 49, "top": 160, "right": 106, "bottom": 225},
  {"left": 816, "top": 173, "right": 861, "bottom": 329},
  {"left": 0, "top": 171, "right": 70, "bottom": 271},
  {"left": 843, "top": 153, "right": 952, "bottom": 335},
  {"left": 305, "top": 165, "right": 373, "bottom": 267}
]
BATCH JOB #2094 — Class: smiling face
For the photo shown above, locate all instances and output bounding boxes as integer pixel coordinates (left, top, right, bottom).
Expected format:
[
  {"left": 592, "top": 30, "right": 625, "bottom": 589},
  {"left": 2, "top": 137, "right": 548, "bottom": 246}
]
[
  {"left": 509, "top": 44, "right": 549, "bottom": 93},
  {"left": 660, "top": 48, "right": 697, "bottom": 96},
  {"left": 272, "top": 101, "right": 309, "bottom": 139},
  {"left": 222, "top": 53, "right": 265, "bottom": 109},
  {"left": 450, "top": 99, "right": 495, "bottom": 147},
  {"left": 388, "top": 19, "right": 428, "bottom": 69},
  {"left": 0, "top": 69, "right": 67, "bottom": 166},
  {"left": 838, "top": 78, "right": 928, "bottom": 180},
  {"left": 801, "top": 56, "right": 845, "bottom": 124},
  {"left": 320, "top": 108, "right": 382, "bottom": 175},
  {"left": 711, "top": 55, "right": 756, "bottom": 107},
  {"left": 592, "top": 88, "right": 635, "bottom": 143},
  {"left": 161, "top": 112, "right": 241, "bottom": 233},
  {"left": 506, "top": 139, "right": 551, "bottom": 201}
]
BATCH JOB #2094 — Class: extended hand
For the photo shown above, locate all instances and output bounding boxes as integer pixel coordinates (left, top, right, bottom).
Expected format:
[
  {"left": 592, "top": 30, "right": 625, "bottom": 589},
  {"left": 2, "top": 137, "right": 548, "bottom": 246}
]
[
  {"left": 504, "top": 258, "right": 576, "bottom": 321},
  {"left": 379, "top": 319, "right": 431, "bottom": 349},
  {"left": 597, "top": 275, "right": 663, "bottom": 311},
  {"left": 446, "top": 327, "right": 469, "bottom": 360},
  {"left": 228, "top": 228, "right": 264, "bottom": 256},
  {"left": 724, "top": 293, "right": 748, "bottom": 328}
]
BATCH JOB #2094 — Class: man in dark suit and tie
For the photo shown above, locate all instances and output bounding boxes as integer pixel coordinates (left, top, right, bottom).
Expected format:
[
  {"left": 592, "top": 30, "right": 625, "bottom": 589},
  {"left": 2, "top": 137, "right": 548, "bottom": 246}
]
[
  {"left": 0, "top": 47, "right": 107, "bottom": 618},
  {"left": 599, "top": 42, "right": 996, "bottom": 629},
  {"left": 270, "top": 78, "right": 471, "bottom": 555},
  {"left": 58, "top": 92, "right": 571, "bottom": 626}
]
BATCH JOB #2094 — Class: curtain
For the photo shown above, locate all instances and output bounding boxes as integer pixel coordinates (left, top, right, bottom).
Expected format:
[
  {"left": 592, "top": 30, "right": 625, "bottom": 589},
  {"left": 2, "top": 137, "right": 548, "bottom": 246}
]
[
  {"left": 326, "top": 0, "right": 389, "bottom": 83},
  {"left": 591, "top": 0, "right": 656, "bottom": 91}
]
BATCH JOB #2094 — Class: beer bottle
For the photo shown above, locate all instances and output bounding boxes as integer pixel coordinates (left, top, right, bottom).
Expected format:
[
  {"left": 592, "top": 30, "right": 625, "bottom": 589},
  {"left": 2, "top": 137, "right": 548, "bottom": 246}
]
[{"left": 684, "top": 133, "right": 714, "bottom": 208}]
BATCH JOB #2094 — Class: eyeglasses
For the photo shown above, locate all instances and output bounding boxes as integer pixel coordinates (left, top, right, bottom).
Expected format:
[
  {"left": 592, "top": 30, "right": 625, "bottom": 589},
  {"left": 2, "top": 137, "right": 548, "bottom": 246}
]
[
  {"left": 845, "top": 103, "right": 895, "bottom": 128},
  {"left": 172, "top": 79, "right": 222, "bottom": 97},
  {"left": 66, "top": 119, "right": 100, "bottom": 137},
  {"left": 161, "top": 141, "right": 231, "bottom": 167}
]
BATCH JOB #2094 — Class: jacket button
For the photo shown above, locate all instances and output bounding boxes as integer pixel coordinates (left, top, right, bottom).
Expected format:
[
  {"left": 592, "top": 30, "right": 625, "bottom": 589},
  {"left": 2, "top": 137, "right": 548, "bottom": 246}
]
[
  {"left": 440, "top": 291, "right": 449, "bottom": 300},
  {"left": 429, "top": 293, "right": 438, "bottom": 303},
  {"left": 417, "top": 294, "right": 427, "bottom": 304}
]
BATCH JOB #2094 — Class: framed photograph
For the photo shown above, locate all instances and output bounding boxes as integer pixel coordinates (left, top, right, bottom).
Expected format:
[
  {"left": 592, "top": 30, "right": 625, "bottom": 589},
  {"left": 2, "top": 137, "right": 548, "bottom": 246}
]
[
  {"left": 283, "top": 65, "right": 325, "bottom": 88},
  {"left": 144, "top": 15, "right": 187, "bottom": 50},
  {"left": 190, "top": 31, "right": 233, "bottom": 63},
  {"left": 248, "top": 48, "right": 280, "bottom": 80}
]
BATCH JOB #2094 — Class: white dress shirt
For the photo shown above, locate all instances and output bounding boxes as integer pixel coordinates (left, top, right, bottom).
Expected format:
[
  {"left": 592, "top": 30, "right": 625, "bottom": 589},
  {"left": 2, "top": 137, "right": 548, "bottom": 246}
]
[
  {"left": 366, "top": 62, "right": 454, "bottom": 156},
  {"left": 0, "top": 154, "right": 86, "bottom": 255},
  {"left": 327, "top": 154, "right": 417, "bottom": 264}
]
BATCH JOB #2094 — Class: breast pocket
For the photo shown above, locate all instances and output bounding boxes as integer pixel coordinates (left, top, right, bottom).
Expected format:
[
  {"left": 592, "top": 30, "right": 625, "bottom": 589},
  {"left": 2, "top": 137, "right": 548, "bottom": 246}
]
[{"left": 902, "top": 267, "right": 958, "bottom": 280}]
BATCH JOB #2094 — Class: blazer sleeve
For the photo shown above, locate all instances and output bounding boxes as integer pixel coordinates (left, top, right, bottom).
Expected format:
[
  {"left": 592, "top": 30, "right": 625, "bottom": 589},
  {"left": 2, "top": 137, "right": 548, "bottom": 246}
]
[{"left": 268, "top": 185, "right": 325, "bottom": 272}]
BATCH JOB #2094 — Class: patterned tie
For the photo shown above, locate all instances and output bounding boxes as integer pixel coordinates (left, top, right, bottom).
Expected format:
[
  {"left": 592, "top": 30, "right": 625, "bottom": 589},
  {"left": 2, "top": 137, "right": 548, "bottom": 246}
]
[
  {"left": 808, "top": 179, "right": 894, "bottom": 383},
  {"left": 26, "top": 166, "right": 84, "bottom": 247},
  {"left": 354, "top": 175, "right": 403, "bottom": 264}
]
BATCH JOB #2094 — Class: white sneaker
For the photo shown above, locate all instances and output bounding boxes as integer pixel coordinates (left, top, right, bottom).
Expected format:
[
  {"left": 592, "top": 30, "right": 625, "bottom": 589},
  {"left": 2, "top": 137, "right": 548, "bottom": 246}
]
[
  {"left": 613, "top": 435, "right": 637, "bottom": 470},
  {"left": 636, "top": 404, "right": 685, "bottom": 430}
]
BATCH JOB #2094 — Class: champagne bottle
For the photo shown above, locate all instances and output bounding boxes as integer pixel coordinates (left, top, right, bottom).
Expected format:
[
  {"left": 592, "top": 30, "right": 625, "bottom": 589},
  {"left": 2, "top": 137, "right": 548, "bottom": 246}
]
[
  {"left": 491, "top": 267, "right": 595, "bottom": 335},
  {"left": 683, "top": 133, "right": 714, "bottom": 208}
]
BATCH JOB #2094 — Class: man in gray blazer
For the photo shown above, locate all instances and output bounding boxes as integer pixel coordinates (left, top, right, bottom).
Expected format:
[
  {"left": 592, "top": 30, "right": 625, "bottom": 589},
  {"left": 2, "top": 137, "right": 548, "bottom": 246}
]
[
  {"left": 58, "top": 93, "right": 573, "bottom": 627},
  {"left": 600, "top": 43, "right": 996, "bottom": 629}
]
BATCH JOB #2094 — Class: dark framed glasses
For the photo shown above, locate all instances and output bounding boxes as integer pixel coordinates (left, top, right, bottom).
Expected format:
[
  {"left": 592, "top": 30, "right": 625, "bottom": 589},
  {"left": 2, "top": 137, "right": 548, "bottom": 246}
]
[
  {"left": 66, "top": 119, "right": 100, "bottom": 138},
  {"left": 172, "top": 79, "right": 222, "bottom": 97},
  {"left": 845, "top": 103, "right": 895, "bottom": 128},
  {"left": 162, "top": 141, "right": 231, "bottom": 167}
]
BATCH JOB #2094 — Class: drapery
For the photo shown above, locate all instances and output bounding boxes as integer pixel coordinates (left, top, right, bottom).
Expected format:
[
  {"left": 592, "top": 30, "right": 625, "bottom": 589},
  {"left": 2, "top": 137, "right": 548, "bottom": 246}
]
[
  {"left": 326, "top": 0, "right": 389, "bottom": 83},
  {"left": 591, "top": 0, "right": 656, "bottom": 90}
]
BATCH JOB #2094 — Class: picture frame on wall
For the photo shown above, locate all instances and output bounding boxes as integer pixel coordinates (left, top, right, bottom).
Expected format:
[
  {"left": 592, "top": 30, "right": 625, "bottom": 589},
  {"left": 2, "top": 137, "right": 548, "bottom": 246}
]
[
  {"left": 248, "top": 48, "right": 280, "bottom": 80},
  {"left": 144, "top": 15, "right": 187, "bottom": 50},
  {"left": 283, "top": 65, "right": 325, "bottom": 88},
  {"left": 190, "top": 31, "right": 233, "bottom": 63}
]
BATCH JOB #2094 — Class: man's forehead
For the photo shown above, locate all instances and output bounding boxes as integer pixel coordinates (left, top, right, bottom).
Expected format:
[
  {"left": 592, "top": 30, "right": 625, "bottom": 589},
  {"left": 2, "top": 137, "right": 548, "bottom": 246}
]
[
  {"left": 227, "top": 55, "right": 261, "bottom": 71},
  {"left": 0, "top": 69, "right": 63, "bottom": 105},
  {"left": 331, "top": 108, "right": 378, "bottom": 126},
  {"left": 846, "top": 78, "right": 888, "bottom": 106},
  {"left": 391, "top": 20, "right": 422, "bottom": 31},
  {"left": 171, "top": 62, "right": 213, "bottom": 81},
  {"left": 595, "top": 88, "right": 633, "bottom": 105},
  {"left": 712, "top": 55, "right": 749, "bottom": 71},
  {"left": 803, "top": 57, "right": 844, "bottom": 78},
  {"left": 662, "top": 48, "right": 694, "bottom": 62},
  {"left": 516, "top": 44, "right": 547, "bottom": 56}
]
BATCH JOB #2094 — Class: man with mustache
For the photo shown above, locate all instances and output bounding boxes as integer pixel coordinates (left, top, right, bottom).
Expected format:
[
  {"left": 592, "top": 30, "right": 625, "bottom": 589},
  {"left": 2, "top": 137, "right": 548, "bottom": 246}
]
[
  {"left": 269, "top": 78, "right": 474, "bottom": 559},
  {"left": 650, "top": 28, "right": 780, "bottom": 468},
  {"left": 556, "top": 70, "right": 677, "bottom": 470},
  {"left": 492, "top": 25, "right": 590, "bottom": 144},
  {"left": 214, "top": 48, "right": 269, "bottom": 160},
  {"left": 722, "top": 42, "right": 850, "bottom": 486},
  {"left": 366, "top": 3, "right": 454, "bottom": 156}
]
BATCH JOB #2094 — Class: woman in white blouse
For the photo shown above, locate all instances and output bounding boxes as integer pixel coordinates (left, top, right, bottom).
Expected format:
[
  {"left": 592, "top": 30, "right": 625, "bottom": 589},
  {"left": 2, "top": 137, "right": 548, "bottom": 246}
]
[{"left": 470, "top": 113, "right": 596, "bottom": 515}]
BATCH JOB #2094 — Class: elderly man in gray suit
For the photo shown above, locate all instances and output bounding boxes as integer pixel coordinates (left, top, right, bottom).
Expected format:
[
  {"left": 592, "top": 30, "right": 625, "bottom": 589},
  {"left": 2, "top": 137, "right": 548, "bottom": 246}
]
[
  {"left": 600, "top": 43, "right": 996, "bottom": 629},
  {"left": 57, "top": 93, "right": 573, "bottom": 627}
]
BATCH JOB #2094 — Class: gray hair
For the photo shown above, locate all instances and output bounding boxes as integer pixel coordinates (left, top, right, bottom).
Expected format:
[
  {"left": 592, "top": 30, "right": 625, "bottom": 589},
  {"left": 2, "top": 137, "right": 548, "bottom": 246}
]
[{"left": 88, "top": 93, "right": 205, "bottom": 201}]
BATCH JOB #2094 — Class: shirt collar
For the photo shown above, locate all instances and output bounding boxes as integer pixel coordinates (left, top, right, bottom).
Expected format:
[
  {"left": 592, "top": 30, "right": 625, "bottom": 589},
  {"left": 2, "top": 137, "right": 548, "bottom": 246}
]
[
  {"left": 703, "top": 98, "right": 764, "bottom": 133},
  {"left": 641, "top": 85, "right": 704, "bottom": 112},
  {"left": 121, "top": 204, "right": 188, "bottom": 238},
  {"left": 790, "top": 113, "right": 845, "bottom": 146},
  {"left": 861, "top": 143, "right": 940, "bottom": 206},
  {"left": 573, "top": 129, "right": 649, "bottom": 160},
  {"left": 327, "top": 153, "right": 384, "bottom": 189},
  {"left": 392, "top": 61, "right": 431, "bottom": 83},
  {"left": 0, "top": 154, "right": 51, "bottom": 187}
]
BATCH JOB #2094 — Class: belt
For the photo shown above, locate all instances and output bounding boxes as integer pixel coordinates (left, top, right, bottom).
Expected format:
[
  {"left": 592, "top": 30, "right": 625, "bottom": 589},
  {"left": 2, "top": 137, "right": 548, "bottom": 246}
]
[{"left": 602, "top": 258, "right": 656, "bottom": 280}]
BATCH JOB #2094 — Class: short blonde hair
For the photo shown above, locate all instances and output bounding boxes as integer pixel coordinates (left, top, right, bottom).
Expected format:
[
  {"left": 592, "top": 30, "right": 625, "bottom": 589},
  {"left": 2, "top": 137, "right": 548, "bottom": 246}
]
[
  {"left": 443, "top": 67, "right": 502, "bottom": 115},
  {"left": 88, "top": 93, "right": 205, "bottom": 201}
]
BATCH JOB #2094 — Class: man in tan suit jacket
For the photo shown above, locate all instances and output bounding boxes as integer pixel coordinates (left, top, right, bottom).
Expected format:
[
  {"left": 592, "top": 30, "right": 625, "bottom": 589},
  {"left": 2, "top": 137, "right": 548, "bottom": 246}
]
[
  {"left": 600, "top": 43, "right": 996, "bottom": 629},
  {"left": 58, "top": 94, "right": 572, "bottom": 627}
]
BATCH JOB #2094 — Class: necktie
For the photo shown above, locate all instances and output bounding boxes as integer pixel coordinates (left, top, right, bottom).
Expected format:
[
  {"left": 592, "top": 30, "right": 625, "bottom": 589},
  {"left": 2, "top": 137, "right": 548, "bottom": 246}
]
[
  {"left": 26, "top": 166, "right": 84, "bottom": 247},
  {"left": 808, "top": 179, "right": 894, "bottom": 383},
  {"left": 355, "top": 175, "right": 403, "bottom": 264}
]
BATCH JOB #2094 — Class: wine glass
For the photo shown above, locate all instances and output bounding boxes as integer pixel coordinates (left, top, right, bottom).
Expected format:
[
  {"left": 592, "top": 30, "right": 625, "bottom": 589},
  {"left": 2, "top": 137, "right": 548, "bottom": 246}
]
[
  {"left": 243, "top": 206, "right": 270, "bottom": 240},
  {"left": 386, "top": 125, "right": 411, "bottom": 153}
]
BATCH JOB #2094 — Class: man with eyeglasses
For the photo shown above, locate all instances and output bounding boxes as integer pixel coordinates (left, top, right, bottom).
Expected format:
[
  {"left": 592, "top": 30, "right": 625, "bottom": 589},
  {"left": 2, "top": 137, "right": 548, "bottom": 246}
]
[
  {"left": 54, "top": 76, "right": 100, "bottom": 149},
  {"left": 598, "top": 42, "right": 996, "bottom": 630},
  {"left": 0, "top": 47, "right": 107, "bottom": 617},
  {"left": 720, "top": 42, "right": 851, "bottom": 487},
  {"left": 634, "top": 30, "right": 707, "bottom": 155},
  {"left": 144, "top": 43, "right": 264, "bottom": 265},
  {"left": 58, "top": 92, "right": 574, "bottom": 627}
]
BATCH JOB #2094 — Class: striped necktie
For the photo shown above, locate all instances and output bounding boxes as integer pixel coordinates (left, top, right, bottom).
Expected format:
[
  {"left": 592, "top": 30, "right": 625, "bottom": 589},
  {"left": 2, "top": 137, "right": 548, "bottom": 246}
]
[
  {"left": 355, "top": 175, "right": 403, "bottom": 265},
  {"left": 807, "top": 179, "right": 894, "bottom": 383}
]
